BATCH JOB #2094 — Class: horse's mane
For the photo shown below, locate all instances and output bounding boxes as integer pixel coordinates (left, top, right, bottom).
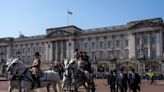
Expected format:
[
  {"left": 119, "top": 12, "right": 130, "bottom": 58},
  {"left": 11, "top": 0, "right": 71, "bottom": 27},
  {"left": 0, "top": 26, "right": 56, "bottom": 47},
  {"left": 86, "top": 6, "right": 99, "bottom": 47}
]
[{"left": 7, "top": 58, "right": 26, "bottom": 68}]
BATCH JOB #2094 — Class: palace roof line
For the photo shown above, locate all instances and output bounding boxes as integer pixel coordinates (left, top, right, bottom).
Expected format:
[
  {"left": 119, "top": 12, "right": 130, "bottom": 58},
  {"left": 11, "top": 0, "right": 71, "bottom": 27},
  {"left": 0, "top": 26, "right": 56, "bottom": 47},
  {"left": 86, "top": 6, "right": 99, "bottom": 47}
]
[{"left": 0, "top": 17, "right": 163, "bottom": 42}]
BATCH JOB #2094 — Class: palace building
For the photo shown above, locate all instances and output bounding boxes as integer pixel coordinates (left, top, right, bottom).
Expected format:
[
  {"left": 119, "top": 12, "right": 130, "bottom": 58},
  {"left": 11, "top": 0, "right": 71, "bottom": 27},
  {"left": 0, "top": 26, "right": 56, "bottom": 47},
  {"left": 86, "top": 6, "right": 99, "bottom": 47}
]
[{"left": 0, "top": 17, "right": 164, "bottom": 73}]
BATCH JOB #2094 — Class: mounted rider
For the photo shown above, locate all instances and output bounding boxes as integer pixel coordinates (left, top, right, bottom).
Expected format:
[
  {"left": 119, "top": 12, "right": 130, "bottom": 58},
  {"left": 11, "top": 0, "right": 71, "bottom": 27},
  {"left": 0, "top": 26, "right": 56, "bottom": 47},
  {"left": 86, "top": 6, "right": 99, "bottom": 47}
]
[
  {"left": 73, "top": 49, "right": 80, "bottom": 61},
  {"left": 30, "top": 52, "right": 41, "bottom": 87},
  {"left": 77, "top": 56, "right": 86, "bottom": 70},
  {"left": 51, "top": 61, "right": 59, "bottom": 72},
  {"left": 83, "top": 52, "right": 92, "bottom": 73},
  {"left": 75, "top": 51, "right": 92, "bottom": 73}
]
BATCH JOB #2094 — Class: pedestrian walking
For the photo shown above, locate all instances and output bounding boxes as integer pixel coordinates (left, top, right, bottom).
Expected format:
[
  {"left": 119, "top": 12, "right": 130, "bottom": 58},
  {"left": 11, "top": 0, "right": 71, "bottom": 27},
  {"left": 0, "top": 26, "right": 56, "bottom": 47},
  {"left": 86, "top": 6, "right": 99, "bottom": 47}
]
[
  {"left": 116, "top": 68, "right": 129, "bottom": 92},
  {"left": 128, "top": 69, "right": 141, "bottom": 92},
  {"left": 108, "top": 70, "right": 117, "bottom": 92}
]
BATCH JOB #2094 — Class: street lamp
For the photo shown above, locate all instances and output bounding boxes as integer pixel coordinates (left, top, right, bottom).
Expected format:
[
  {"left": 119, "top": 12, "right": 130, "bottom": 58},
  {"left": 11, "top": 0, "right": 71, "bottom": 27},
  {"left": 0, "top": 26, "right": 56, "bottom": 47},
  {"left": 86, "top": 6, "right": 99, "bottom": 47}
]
[
  {"left": 109, "top": 42, "right": 117, "bottom": 70},
  {"left": 137, "top": 45, "right": 146, "bottom": 73}
]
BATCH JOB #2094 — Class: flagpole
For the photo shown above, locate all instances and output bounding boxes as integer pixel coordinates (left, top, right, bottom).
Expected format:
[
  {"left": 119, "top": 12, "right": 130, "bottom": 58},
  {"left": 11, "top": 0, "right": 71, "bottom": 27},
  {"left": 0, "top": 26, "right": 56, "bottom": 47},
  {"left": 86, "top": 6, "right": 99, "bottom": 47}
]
[
  {"left": 67, "top": 10, "right": 72, "bottom": 27},
  {"left": 67, "top": 10, "right": 69, "bottom": 27}
]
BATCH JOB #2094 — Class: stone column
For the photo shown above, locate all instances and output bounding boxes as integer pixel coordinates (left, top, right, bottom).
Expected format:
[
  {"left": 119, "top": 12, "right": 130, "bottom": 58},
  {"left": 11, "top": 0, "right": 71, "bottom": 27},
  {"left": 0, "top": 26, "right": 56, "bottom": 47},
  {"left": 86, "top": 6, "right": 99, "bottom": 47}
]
[
  {"left": 161, "top": 63, "right": 164, "bottom": 72},
  {"left": 156, "top": 32, "right": 160, "bottom": 57},
  {"left": 55, "top": 41, "right": 58, "bottom": 61},
  {"left": 54, "top": 41, "right": 56, "bottom": 61},
  {"left": 66, "top": 41, "right": 70, "bottom": 59},
  {"left": 70, "top": 39, "right": 75, "bottom": 59},
  {"left": 147, "top": 32, "right": 151, "bottom": 57},
  {"left": 129, "top": 33, "right": 135, "bottom": 58},
  {"left": 65, "top": 38, "right": 76, "bottom": 59},
  {"left": 49, "top": 42, "right": 53, "bottom": 62},
  {"left": 6, "top": 45, "right": 11, "bottom": 59},
  {"left": 45, "top": 41, "right": 53, "bottom": 63},
  {"left": 61, "top": 40, "right": 63, "bottom": 61},
  {"left": 104, "top": 37, "right": 107, "bottom": 60},
  {"left": 159, "top": 30, "right": 163, "bottom": 56},
  {"left": 140, "top": 33, "right": 143, "bottom": 46},
  {"left": 45, "top": 42, "right": 49, "bottom": 62}
]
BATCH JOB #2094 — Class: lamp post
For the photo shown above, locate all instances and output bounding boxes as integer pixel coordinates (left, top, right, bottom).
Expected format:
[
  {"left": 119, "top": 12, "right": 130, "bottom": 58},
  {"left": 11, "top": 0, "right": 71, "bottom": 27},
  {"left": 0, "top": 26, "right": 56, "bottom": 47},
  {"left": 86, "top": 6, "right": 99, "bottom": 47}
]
[
  {"left": 138, "top": 45, "right": 146, "bottom": 74},
  {"left": 110, "top": 42, "right": 117, "bottom": 70},
  {"left": 93, "top": 56, "right": 98, "bottom": 73}
]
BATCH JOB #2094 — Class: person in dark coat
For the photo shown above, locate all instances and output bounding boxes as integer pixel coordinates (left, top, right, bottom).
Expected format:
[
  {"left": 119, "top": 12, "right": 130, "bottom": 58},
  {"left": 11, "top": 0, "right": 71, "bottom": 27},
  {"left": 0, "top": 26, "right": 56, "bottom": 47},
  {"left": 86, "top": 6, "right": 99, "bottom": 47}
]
[
  {"left": 83, "top": 52, "right": 92, "bottom": 73},
  {"left": 129, "top": 69, "right": 141, "bottom": 92},
  {"left": 74, "top": 49, "right": 80, "bottom": 61},
  {"left": 116, "top": 68, "right": 129, "bottom": 92},
  {"left": 108, "top": 70, "right": 117, "bottom": 92}
]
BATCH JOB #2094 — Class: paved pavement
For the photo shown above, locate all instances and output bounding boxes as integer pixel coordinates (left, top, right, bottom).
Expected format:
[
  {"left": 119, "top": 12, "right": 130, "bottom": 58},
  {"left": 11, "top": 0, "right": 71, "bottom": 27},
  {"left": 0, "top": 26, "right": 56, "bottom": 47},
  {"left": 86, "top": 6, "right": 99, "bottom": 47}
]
[{"left": 1, "top": 77, "right": 164, "bottom": 92}]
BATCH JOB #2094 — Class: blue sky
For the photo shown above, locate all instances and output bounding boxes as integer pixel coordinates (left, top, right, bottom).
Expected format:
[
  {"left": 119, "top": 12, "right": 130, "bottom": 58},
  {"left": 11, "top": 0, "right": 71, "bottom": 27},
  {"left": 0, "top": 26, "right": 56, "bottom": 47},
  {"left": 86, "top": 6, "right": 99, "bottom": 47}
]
[{"left": 0, "top": 0, "right": 164, "bottom": 38}]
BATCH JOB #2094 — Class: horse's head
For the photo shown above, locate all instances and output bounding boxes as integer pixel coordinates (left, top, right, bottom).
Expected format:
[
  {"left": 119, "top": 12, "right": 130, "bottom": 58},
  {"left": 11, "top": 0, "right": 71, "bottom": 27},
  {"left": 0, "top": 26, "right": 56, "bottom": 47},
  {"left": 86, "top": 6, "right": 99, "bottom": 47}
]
[
  {"left": 63, "top": 59, "right": 70, "bottom": 69},
  {"left": 6, "top": 59, "right": 26, "bottom": 76},
  {"left": 6, "top": 57, "right": 14, "bottom": 66},
  {"left": 6, "top": 59, "right": 19, "bottom": 75},
  {"left": 67, "top": 58, "right": 76, "bottom": 69}
]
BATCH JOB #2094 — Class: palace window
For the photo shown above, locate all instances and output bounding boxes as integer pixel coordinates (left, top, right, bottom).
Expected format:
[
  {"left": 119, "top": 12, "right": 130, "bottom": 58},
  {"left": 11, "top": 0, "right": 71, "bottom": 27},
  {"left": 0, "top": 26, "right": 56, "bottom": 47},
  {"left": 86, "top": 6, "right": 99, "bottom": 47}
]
[
  {"left": 107, "top": 41, "right": 112, "bottom": 48},
  {"left": 116, "top": 40, "right": 120, "bottom": 48},
  {"left": 100, "top": 51, "right": 104, "bottom": 60},
  {"left": 116, "top": 50, "right": 120, "bottom": 58},
  {"left": 151, "top": 49, "right": 156, "bottom": 58},
  {"left": 107, "top": 51, "right": 112, "bottom": 59},
  {"left": 22, "top": 48, "right": 25, "bottom": 54},
  {"left": 136, "top": 49, "right": 140, "bottom": 58},
  {"left": 92, "top": 42, "right": 96, "bottom": 49},
  {"left": 36, "top": 43, "right": 39, "bottom": 46},
  {"left": 151, "top": 33, "right": 156, "bottom": 45},
  {"left": 125, "top": 50, "right": 129, "bottom": 59},
  {"left": 143, "top": 34, "right": 148, "bottom": 46},
  {"left": 99, "top": 41, "right": 103, "bottom": 49},
  {"left": 91, "top": 51, "right": 96, "bottom": 61},
  {"left": 136, "top": 35, "right": 140, "bottom": 46},
  {"left": 69, "top": 43, "right": 71, "bottom": 46},
  {"left": 144, "top": 48, "right": 148, "bottom": 57},
  {"left": 125, "top": 39, "right": 128, "bottom": 47},
  {"left": 84, "top": 42, "right": 88, "bottom": 50},
  {"left": 31, "top": 43, "right": 33, "bottom": 47}
]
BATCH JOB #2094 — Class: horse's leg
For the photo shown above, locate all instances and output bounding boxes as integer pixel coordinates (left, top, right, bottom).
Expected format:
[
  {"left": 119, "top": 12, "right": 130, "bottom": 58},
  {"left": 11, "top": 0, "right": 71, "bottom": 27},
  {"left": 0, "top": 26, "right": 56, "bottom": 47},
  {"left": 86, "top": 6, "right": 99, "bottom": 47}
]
[
  {"left": 8, "top": 86, "right": 13, "bottom": 92},
  {"left": 61, "top": 82, "right": 64, "bottom": 88},
  {"left": 90, "top": 81, "right": 95, "bottom": 92},
  {"left": 53, "top": 83, "right": 57, "bottom": 92},
  {"left": 74, "top": 84, "right": 79, "bottom": 92},
  {"left": 69, "top": 83, "right": 72, "bottom": 92},
  {"left": 23, "top": 82, "right": 31, "bottom": 92},
  {"left": 22, "top": 88, "right": 29, "bottom": 92},
  {"left": 19, "top": 87, "right": 22, "bottom": 92},
  {"left": 30, "top": 89, "right": 34, "bottom": 92},
  {"left": 46, "top": 84, "right": 50, "bottom": 92},
  {"left": 25, "top": 87, "right": 31, "bottom": 92},
  {"left": 83, "top": 82, "right": 89, "bottom": 92}
]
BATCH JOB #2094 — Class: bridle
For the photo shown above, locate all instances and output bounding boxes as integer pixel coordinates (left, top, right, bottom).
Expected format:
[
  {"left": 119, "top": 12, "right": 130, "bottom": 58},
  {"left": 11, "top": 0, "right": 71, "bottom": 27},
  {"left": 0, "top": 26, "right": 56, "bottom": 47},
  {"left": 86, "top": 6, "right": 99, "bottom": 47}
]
[{"left": 7, "top": 60, "right": 27, "bottom": 77}]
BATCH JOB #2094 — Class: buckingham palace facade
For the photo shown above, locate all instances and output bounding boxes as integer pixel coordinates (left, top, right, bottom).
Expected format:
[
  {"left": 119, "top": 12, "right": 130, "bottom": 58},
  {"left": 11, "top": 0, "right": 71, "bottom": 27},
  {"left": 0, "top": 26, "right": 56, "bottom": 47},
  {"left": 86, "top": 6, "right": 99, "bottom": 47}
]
[{"left": 0, "top": 17, "right": 164, "bottom": 73}]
